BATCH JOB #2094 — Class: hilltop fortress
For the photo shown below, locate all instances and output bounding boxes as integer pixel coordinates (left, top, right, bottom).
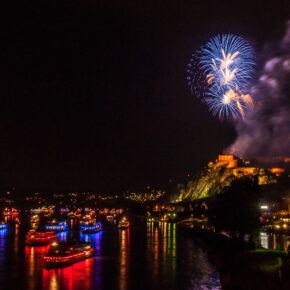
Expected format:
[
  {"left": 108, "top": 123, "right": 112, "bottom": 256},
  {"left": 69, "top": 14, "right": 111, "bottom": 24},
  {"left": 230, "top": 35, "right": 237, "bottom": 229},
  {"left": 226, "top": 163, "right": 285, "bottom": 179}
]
[
  {"left": 210, "top": 154, "right": 285, "bottom": 178},
  {"left": 178, "top": 154, "right": 284, "bottom": 201}
]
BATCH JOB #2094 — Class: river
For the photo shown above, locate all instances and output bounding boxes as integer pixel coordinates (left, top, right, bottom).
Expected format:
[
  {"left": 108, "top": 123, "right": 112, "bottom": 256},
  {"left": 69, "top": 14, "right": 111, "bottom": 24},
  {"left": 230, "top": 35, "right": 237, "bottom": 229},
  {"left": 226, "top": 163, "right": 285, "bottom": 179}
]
[{"left": 0, "top": 218, "right": 221, "bottom": 290}]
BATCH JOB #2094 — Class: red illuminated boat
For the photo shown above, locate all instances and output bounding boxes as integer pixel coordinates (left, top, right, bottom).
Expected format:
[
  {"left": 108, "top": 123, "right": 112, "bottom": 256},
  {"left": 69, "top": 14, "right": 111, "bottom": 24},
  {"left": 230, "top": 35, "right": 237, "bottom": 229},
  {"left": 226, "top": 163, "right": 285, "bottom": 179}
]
[
  {"left": 44, "top": 241, "right": 94, "bottom": 267},
  {"left": 25, "top": 230, "right": 57, "bottom": 246},
  {"left": 11, "top": 208, "right": 19, "bottom": 216},
  {"left": 118, "top": 217, "right": 130, "bottom": 229},
  {"left": 2, "top": 208, "right": 19, "bottom": 216},
  {"left": 2, "top": 208, "right": 11, "bottom": 216}
]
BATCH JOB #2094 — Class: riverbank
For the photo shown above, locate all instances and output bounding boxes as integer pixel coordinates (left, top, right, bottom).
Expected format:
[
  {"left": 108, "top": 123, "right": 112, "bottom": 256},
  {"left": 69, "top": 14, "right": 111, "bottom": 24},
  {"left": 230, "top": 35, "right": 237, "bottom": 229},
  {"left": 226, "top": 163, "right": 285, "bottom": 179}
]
[{"left": 177, "top": 222, "right": 290, "bottom": 289}]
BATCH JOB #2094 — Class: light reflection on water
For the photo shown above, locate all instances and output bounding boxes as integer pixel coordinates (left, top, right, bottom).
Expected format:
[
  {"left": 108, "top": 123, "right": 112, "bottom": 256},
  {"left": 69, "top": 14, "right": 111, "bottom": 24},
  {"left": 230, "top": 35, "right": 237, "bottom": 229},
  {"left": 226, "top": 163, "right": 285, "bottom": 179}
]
[
  {"left": 25, "top": 245, "right": 49, "bottom": 289},
  {"left": 146, "top": 221, "right": 220, "bottom": 290},
  {"left": 258, "top": 231, "right": 290, "bottom": 251},
  {"left": 57, "top": 231, "right": 69, "bottom": 242},
  {"left": 119, "top": 229, "right": 130, "bottom": 290},
  {"left": 0, "top": 229, "right": 7, "bottom": 273},
  {"left": 0, "top": 220, "right": 221, "bottom": 289},
  {"left": 42, "top": 257, "right": 94, "bottom": 290}
]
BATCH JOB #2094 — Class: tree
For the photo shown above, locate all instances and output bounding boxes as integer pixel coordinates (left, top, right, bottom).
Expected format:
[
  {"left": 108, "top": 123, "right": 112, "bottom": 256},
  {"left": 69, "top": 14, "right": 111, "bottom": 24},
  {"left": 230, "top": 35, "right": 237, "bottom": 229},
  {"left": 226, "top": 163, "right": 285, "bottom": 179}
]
[{"left": 208, "top": 177, "right": 261, "bottom": 248}]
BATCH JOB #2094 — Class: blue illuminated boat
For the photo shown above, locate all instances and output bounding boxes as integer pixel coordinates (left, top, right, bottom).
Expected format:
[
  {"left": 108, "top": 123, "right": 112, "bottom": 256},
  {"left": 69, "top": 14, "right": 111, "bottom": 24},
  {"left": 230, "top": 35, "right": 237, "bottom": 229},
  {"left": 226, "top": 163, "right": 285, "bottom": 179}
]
[
  {"left": 81, "top": 222, "right": 102, "bottom": 234},
  {"left": 0, "top": 222, "right": 7, "bottom": 230},
  {"left": 45, "top": 220, "right": 68, "bottom": 232}
]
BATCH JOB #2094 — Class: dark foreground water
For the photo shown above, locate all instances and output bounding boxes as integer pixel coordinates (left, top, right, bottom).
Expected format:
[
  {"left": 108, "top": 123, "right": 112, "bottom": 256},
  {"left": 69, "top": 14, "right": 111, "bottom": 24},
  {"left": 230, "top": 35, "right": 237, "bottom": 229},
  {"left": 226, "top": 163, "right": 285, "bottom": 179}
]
[{"left": 0, "top": 219, "right": 221, "bottom": 290}]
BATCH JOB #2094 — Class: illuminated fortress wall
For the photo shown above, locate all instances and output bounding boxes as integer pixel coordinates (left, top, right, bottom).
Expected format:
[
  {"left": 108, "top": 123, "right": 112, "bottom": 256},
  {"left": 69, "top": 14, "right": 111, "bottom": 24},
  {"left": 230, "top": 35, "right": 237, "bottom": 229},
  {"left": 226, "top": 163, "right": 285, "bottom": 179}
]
[
  {"left": 215, "top": 155, "right": 237, "bottom": 168},
  {"left": 269, "top": 168, "right": 285, "bottom": 176},
  {"left": 218, "top": 155, "right": 234, "bottom": 162},
  {"left": 233, "top": 167, "right": 256, "bottom": 177}
]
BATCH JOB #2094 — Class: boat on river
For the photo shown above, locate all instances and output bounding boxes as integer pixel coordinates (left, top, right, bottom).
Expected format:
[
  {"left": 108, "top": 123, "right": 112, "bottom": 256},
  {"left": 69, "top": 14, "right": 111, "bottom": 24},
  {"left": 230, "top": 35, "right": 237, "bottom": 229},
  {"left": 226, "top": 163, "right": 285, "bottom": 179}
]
[
  {"left": 0, "top": 222, "right": 7, "bottom": 230},
  {"left": 106, "top": 215, "right": 115, "bottom": 222},
  {"left": 118, "top": 217, "right": 130, "bottom": 229},
  {"left": 44, "top": 241, "right": 94, "bottom": 267},
  {"left": 45, "top": 220, "right": 68, "bottom": 232},
  {"left": 25, "top": 230, "right": 57, "bottom": 246},
  {"left": 81, "top": 222, "right": 102, "bottom": 234},
  {"left": 2, "top": 208, "right": 19, "bottom": 216}
]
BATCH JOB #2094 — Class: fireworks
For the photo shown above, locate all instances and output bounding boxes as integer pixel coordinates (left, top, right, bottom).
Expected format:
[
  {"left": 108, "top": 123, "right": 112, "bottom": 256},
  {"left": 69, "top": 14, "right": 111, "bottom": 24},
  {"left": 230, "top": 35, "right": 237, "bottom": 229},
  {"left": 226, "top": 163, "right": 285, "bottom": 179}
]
[
  {"left": 187, "top": 34, "right": 255, "bottom": 119},
  {"left": 186, "top": 49, "right": 207, "bottom": 98}
]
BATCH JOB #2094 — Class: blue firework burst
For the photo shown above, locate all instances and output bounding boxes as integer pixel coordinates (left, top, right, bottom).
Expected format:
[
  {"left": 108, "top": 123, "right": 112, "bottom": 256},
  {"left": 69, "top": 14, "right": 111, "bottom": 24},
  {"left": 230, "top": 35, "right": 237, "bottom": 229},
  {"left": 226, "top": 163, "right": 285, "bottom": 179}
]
[{"left": 187, "top": 34, "right": 255, "bottom": 119}]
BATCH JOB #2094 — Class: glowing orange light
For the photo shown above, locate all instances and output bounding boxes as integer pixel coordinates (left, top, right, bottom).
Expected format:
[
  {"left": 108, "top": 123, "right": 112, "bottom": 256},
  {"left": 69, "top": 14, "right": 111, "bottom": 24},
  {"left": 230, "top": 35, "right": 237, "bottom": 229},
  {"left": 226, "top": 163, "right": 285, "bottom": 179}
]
[{"left": 269, "top": 168, "right": 285, "bottom": 176}]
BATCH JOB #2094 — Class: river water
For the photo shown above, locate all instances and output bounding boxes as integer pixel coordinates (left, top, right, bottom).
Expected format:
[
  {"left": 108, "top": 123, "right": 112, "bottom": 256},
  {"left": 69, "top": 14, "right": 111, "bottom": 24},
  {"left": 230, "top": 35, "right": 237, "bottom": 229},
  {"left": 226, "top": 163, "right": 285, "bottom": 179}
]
[
  {"left": 259, "top": 231, "right": 290, "bottom": 251},
  {"left": 0, "top": 218, "right": 221, "bottom": 290}
]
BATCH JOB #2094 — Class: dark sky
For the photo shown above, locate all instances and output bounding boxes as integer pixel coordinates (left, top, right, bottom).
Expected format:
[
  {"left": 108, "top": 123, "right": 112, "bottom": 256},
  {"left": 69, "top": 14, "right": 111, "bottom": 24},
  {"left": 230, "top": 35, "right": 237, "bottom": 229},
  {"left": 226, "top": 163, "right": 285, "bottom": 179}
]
[{"left": 0, "top": 1, "right": 289, "bottom": 192}]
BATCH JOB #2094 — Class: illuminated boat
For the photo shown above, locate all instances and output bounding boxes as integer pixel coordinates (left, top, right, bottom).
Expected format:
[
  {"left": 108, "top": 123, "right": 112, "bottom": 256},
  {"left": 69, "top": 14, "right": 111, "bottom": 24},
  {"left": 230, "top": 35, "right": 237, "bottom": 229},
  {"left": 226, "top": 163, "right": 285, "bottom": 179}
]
[
  {"left": 11, "top": 208, "right": 19, "bottom": 216},
  {"left": 118, "top": 217, "right": 130, "bottom": 229},
  {"left": 99, "top": 208, "right": 109, "bottom": 215},
  {"left": 44, "top": 241, "right": 94, "bottom": 267},
  {"left": 30, "top": 215, "right": 40, "bottom": 223},
  {"left": 68, "top": 211, "right": 81, "bottom": 218},
  {"left": 80, "top": 214, "right": 95, "bottom": 225},
  {"left": 81, "top": 222, "right": 102, "bottom": 234},
  {"left": 106, "top": 215, "right": 114, "bottom": 222},
  {"left": 0, "top": 222, "right": 7, "bottom": 230},
  {"left": 25, "top": 230, "right": 57, "bottom": 246},
  {"left": 30, "top": 207, "right": 54, "bottom": 216},
  {"left": 60, "top": 208, "right": 69, "bottom": 214},
  {"left": 67, "top": 211, "right": 75, "bottom": 218},
  {"left": 45, "top": 220, "right": 68, "bottom": 232},
  {"left": 2, "top": 208, "right": 12, "bottom": 216}
]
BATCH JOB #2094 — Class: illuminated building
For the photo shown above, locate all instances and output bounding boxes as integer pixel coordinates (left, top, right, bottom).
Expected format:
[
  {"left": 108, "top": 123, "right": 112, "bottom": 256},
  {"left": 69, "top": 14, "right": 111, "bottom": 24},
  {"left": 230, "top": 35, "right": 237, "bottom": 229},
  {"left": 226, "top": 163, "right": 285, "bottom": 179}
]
[{"left": 269, "top": 168, "right": 285, "bottom": 176}]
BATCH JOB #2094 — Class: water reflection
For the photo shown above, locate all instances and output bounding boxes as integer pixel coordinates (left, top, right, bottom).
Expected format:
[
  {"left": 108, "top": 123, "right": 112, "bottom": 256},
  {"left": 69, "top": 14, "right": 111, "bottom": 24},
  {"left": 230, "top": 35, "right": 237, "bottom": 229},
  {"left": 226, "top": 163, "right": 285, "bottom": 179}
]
[
  {"left": 0, "top": 229, "right": 7, "bottom": 265},
  {"left": 25, "top": 245, "right": 49, "bottom": 290},
  {"left": 80, "top": 231, "right": 103, "bottom": 254},
  {"left": 147, "top": 222, "right": 177, "bottom": 288},
  {"left": 4, "top": 218, "right": 221, "bottom": 290},
  {"left": 24, "top": 230, "right": 96, "bottom": 290},
  {"left": 39, "top": 231, "right": 103, "bottom": 289},
  {"left": 0, "top": 229, "right": 7, "bottom": 246},
  {"left": 146, "top": 221, "right": 220, "bottom": 289},
  {"left": 4, "top": 216, "right": 10, "bottom": 223},
  {"left": 42, "top": 258, "right": 94, "bottom": 290},
  {"left": 14, "top": 225, "right": 19, "bottom": 258},
  {"left": 119, "top": 229, "right": 130, "bottom": 290},
  {"left": 57, "top": 231, "right": 69, "bottom": 242},
  {"left": 90, "top": 232, "right": 103, "bottom": 288},
  {"left": 259, "top": 231, "right": 290, "bottom": 251}
]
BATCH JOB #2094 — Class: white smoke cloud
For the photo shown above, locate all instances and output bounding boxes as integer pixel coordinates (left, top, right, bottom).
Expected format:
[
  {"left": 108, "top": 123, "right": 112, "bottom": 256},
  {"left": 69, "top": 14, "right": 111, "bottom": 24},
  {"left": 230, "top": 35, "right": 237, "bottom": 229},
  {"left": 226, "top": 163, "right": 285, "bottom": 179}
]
[{"left": 227, "top": 21, "right": 290, "bottom": 163}]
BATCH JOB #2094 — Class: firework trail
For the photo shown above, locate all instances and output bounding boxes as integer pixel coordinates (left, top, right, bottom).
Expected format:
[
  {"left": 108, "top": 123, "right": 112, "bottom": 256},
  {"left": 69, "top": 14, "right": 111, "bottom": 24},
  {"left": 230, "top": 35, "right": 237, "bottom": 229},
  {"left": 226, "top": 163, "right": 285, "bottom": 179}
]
[
  {"left": 186, "top": 49, "right": 208, "bottom": 98},
  {"left": 187, "top": 34, "right": 255, "bottom": 119}
]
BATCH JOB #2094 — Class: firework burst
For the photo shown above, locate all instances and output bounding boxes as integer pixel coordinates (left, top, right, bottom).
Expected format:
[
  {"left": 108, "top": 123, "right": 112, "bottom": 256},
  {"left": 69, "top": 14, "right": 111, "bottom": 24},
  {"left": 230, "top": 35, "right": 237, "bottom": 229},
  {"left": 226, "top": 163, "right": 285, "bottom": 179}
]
[
  {"left": 187, "top": 34, "right": 255, "bottom": 119},
  {"left": 186, "top": 49, "right": 207, "bottom": 98}
]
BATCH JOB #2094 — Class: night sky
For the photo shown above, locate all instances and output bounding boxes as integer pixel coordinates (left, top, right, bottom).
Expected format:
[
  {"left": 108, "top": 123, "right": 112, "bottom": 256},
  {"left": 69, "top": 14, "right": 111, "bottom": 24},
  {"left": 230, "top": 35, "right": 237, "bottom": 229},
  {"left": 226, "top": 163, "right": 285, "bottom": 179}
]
[{"left": 0, "top": 1, "right": 289, "bottom": 192}]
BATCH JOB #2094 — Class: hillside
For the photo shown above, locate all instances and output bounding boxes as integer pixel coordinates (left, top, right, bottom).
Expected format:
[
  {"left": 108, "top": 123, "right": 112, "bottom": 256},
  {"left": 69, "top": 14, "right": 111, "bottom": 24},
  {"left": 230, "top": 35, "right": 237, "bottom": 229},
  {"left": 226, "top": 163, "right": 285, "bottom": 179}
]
[{"left": 178, "top": 155, "right": 279, "bottom": 201}]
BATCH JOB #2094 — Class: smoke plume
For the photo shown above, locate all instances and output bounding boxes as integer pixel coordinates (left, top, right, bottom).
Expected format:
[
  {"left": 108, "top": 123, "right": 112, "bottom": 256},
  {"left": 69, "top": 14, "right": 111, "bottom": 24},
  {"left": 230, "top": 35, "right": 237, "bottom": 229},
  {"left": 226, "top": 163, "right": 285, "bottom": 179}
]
[{"left": 227, "top": 21, "right": 290, "bottom": 163}]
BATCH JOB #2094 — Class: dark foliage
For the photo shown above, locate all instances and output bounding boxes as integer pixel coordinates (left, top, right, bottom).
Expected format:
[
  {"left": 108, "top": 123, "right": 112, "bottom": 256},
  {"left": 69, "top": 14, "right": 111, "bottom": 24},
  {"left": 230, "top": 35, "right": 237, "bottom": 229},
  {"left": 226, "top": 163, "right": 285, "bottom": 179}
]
[{"left": 208, "top": 177, "right": 261, "bottom": 243}]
